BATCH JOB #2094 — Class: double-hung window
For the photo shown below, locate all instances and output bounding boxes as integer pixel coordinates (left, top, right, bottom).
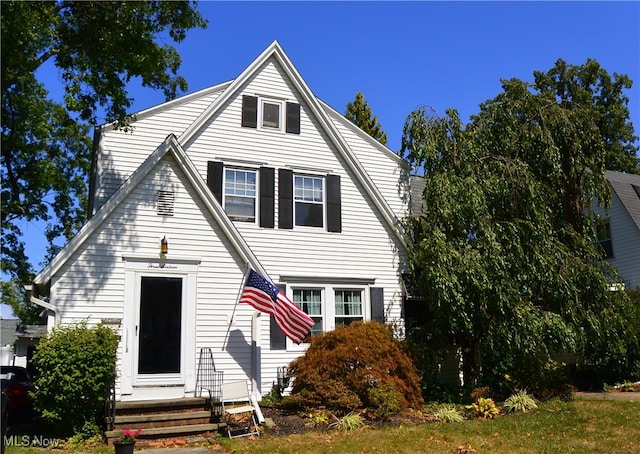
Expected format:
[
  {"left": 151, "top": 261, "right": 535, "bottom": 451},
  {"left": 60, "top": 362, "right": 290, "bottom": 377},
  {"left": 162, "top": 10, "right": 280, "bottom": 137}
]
[
  {"left": 291, "top": 287, "right": 364, "bottom": 339},
  {"left": 596, "top": 219, "right": 613, "bottom": 258},
  {"left": 293, "top": 289, "right": 323, "bottom": 337},
  {"left": 294, "top": 175, "right": 324, "bottom": 227},
  {"left": 335, "top": 290, "right": 363, "bottom": 327},
  {"left": 224, "top": 168, "right": 257, "bottom": 222}
]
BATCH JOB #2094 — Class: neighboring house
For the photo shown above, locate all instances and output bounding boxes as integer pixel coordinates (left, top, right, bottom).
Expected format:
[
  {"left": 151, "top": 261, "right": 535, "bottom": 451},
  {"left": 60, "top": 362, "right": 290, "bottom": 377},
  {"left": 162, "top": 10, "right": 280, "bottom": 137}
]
[
  {"left": 594, "top": 170, "right": 640, "bottom": 290},
  {"left": 30, "top": 41, "right": 411, "bottom": 402},
  {"left": 1, "top": 319, "right": 19, "bottom": 366},
  {"left": 0, "top": 319, "right": 45, "bottom": 372}
]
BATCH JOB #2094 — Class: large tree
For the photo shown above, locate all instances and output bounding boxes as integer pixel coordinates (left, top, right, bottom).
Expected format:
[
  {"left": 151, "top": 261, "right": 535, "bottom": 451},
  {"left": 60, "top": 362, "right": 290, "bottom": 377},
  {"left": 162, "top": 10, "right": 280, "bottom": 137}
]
[
  {"left": 402, "top": 59, "right": 639, "bottom": 390},
  {"left": 1, "top": 1, "right": 207, "bottom": 317},
  {"left": 345, "top": 91, "right": 388, "bottom": 146}
]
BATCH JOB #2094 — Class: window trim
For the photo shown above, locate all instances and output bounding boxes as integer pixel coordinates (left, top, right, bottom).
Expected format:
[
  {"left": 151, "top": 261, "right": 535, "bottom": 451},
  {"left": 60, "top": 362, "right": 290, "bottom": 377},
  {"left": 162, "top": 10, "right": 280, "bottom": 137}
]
[
  {"left": 334, "top": 288, "right": 365, "bottom": 328},
  {"left": 293, "top": 174, "right": 325, "bottom": 228},
  {"left": 597, "top": 218, "right": 614, "bottom": 258},
  {"left": 223, "top": 167, "right": 258, "bottom": 223},
  {"left": 259, "top": 98, "right": 285, "bottom": 132},
  {"left": 285, "top": 283, "right": 368, "bottom": 349}
]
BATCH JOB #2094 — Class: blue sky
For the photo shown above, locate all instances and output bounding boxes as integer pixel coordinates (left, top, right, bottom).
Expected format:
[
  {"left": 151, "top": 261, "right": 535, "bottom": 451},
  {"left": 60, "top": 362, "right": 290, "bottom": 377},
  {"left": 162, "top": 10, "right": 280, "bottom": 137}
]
[{"left": 3, "top": 1, "right": 639, "bottom": 318}]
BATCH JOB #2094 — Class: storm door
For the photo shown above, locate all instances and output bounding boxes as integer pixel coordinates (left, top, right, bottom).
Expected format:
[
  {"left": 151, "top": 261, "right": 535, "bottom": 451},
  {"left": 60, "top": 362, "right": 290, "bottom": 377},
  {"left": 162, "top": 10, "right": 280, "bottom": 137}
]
[{"left": 137, "top": 276, "right": 183, "bottom": 375}]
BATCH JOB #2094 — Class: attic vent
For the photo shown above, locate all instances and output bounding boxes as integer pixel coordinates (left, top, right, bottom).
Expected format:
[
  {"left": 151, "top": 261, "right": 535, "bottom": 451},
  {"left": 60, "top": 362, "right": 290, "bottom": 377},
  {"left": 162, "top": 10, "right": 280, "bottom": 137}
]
[{"left": 157, "top": 190, "right": 175, "bottom": 216}]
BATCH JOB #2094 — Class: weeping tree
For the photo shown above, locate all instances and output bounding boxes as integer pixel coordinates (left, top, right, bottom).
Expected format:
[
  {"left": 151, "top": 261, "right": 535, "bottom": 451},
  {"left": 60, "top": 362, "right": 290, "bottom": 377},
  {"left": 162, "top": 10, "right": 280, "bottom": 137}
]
[{"left": 402, "top": 59, "right": 639, "bottom": 392}]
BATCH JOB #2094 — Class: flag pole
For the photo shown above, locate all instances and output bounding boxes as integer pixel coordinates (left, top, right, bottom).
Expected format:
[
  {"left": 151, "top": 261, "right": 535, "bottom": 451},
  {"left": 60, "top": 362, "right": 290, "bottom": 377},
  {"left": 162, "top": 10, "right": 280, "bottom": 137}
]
[{"left": 223, "top": 262, "right": 251, "bottom": 350}]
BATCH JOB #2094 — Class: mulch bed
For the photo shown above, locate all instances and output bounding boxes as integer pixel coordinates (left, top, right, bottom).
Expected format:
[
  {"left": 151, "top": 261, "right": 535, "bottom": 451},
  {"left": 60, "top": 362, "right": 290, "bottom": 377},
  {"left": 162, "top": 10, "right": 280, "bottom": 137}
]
[{"left": 260, "top": 406, "right": 433, "bottom": 437}]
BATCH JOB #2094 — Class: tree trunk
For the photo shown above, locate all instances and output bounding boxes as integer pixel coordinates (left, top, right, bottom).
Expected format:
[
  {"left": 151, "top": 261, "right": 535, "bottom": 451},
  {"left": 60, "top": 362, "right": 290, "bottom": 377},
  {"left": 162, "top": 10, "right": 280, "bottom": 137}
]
[{"left": 460, "top": 341, "right": 480, "bottom": 388}]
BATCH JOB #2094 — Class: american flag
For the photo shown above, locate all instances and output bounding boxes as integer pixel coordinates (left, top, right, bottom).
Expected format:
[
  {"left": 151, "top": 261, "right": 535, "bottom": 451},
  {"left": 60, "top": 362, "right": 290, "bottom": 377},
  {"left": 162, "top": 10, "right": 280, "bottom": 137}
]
[{"left": 239, "top": 269, "right": 315, "bottom": 344}]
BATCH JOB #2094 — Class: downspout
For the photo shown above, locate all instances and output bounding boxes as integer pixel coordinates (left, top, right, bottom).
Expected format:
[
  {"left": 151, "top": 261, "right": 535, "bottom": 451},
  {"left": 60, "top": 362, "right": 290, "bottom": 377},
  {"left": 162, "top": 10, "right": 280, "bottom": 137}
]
[
  {"left": 250, "top": 311, "right": 265, "bottom": 424},
  {"left": 86, "top": 126, "right": 102, "bottom": 219},
  {"left": 251, "top": 311, "right": 261, "bottom": 396}
]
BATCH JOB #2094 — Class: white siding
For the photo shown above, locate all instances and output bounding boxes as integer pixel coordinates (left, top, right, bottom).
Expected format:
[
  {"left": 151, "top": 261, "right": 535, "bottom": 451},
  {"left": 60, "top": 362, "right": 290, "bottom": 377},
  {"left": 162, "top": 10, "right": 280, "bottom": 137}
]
[
  {"left": 52, "top": 155, "right": 261, "bottom": 396},
  {"left": 325, "top": 107, "right": 410, "bottom": 218},
  {"left": 595, "top": 191, "right": 640, "bottom": 289},
  {"left": 55, "top": 53, "right": 410, "bottom": 396},
  {"left": 94, "top": 89, "right": 224, "bottom": 212}
]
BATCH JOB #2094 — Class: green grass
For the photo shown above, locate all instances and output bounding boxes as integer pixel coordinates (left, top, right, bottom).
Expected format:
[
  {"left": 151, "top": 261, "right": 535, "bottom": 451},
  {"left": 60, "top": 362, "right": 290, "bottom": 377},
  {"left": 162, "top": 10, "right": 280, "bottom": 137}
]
[
  {"left": 4, "top": 399, "right": 639, "bottom": 454},
  {"left": 219, "top": 399, "right": 640, "bottom": 454}
]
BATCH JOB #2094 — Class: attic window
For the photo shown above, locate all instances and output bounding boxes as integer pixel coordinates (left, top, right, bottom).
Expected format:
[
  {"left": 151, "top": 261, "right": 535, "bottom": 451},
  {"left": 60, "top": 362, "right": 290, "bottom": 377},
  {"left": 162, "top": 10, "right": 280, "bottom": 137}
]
[
  {"left": 242, "top": 95, "right": 300, "bottom": 134},
  {"left": 262, "top": 100, "right": 281, "bottom": 129},
  {"left": 157, "top": 190, "right": 175, "bottom": 216}
]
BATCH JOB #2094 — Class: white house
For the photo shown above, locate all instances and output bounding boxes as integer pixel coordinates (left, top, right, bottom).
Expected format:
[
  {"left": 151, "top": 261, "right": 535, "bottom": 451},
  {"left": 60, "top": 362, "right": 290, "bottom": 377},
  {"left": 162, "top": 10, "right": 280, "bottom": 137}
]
[
  {"left": 594, "top": 170, "right": 640, "bottom": 290},
  {"left": 31, "top": 41, "right": 412, "bottom": 402}
]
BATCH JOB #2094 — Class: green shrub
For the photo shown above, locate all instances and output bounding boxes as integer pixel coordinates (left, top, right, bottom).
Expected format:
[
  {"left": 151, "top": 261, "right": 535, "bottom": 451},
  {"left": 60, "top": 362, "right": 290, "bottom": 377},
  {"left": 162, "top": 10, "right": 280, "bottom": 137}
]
[
  {"left": 260, "top": 385, "right": 284, "bottom": 406},
  {"left": 366, "top": 382, "right": 403, "bottom": 421},
  {"left": 304, "top": 409, "right": 331, "bottom": 428},
  {"left": 31, "top": 322, "right": 119, "bottom": 438},
  {"left": 286, "top": 321, "right": 423, "bottom": 416},
  {"left": 503, "top": 389, "right": 538, "bottom": 413}
]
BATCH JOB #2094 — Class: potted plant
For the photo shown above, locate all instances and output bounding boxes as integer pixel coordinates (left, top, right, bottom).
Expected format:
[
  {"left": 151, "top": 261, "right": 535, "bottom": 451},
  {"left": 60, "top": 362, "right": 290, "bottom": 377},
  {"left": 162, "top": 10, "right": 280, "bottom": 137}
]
[{"left": 114, "top": 428, "right": 141, "bottom": 454}]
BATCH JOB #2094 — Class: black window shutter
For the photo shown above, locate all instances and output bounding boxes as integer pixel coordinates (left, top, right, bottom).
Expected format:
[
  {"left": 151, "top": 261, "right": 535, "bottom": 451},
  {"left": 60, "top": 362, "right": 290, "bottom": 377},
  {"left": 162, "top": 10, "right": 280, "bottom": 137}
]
[
  {"left": 206, "top": 161, "right": 224, "bottom": 204},
  {"left": 271, "top": 284, "right": 288, "bottom": 350},
  {"left": 278, "top": 168, "right": 293, "bottom": 229},
  {"left": 242, "top": 95, "right": 258, "bottom": 128},
  {"left": 286, "top": 102, "right": 300, "bottom": 134},
  {"left": 259, "top": 167, "right": 275, "bottom": 228},
  {"left": 370, "top": 287, "right": 385, "bottom": 323},
  {"left": 326, "top": 174, "right": 342, "bottom": 233}
]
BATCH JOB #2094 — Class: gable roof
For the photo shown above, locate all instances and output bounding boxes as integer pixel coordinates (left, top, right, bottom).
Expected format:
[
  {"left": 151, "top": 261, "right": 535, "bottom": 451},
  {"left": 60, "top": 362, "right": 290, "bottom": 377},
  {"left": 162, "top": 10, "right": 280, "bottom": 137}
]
[
  {"left": 1, "top": 319, "right": 19, "bottom": 346},
  {"left": 34, "top": 134, "right": 266, "bottom": 294},
  {"left": 606, "top": 170, "right": 640, "bottom": 230},
  {"left": 179, "top": 40, "right": 408, "bottom": 251}
]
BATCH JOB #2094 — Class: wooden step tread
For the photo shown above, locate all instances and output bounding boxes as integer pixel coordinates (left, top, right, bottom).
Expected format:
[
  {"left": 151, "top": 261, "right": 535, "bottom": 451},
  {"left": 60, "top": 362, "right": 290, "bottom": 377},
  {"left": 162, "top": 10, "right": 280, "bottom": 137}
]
[
  {"left": 106, "top": 423, "right": 224, "bottom": 439},
  {"left": 115, "top": 411, "right": 211, "bottom": 424},
  {"left": 115, "top": 397, "right": 207, "bottom": 411}
]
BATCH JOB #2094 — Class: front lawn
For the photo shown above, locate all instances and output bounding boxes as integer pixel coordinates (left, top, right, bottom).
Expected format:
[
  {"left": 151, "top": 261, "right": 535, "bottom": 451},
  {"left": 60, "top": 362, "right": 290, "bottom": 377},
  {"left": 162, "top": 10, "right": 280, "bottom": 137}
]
[
  {"left": 4, "top": 399, "right": 639, "bottom": 453},
  {"left": 220, "top": 399, "right": 640, "bottom": 453}
]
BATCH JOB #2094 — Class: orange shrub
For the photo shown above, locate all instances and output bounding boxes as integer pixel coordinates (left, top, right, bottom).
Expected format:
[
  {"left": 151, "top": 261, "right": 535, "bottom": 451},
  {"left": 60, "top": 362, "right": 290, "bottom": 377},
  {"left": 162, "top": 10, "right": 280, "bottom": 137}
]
[{"left": 286, "top": 321, "right": 424, "bottom": 416}]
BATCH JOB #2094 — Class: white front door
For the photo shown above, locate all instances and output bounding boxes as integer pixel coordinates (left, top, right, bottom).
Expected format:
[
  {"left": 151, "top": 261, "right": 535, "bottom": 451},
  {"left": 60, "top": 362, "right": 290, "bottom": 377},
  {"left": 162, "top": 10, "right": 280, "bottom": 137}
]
[{"left": 121, "top": 256, "right": 199, "bottom": 399}]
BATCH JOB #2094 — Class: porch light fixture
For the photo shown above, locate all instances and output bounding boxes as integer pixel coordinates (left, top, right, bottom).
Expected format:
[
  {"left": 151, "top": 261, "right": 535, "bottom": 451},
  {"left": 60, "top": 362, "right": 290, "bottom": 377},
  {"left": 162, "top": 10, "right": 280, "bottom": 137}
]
[{"left": 160, "top": 236, "right": 168, "bottom": 255}]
